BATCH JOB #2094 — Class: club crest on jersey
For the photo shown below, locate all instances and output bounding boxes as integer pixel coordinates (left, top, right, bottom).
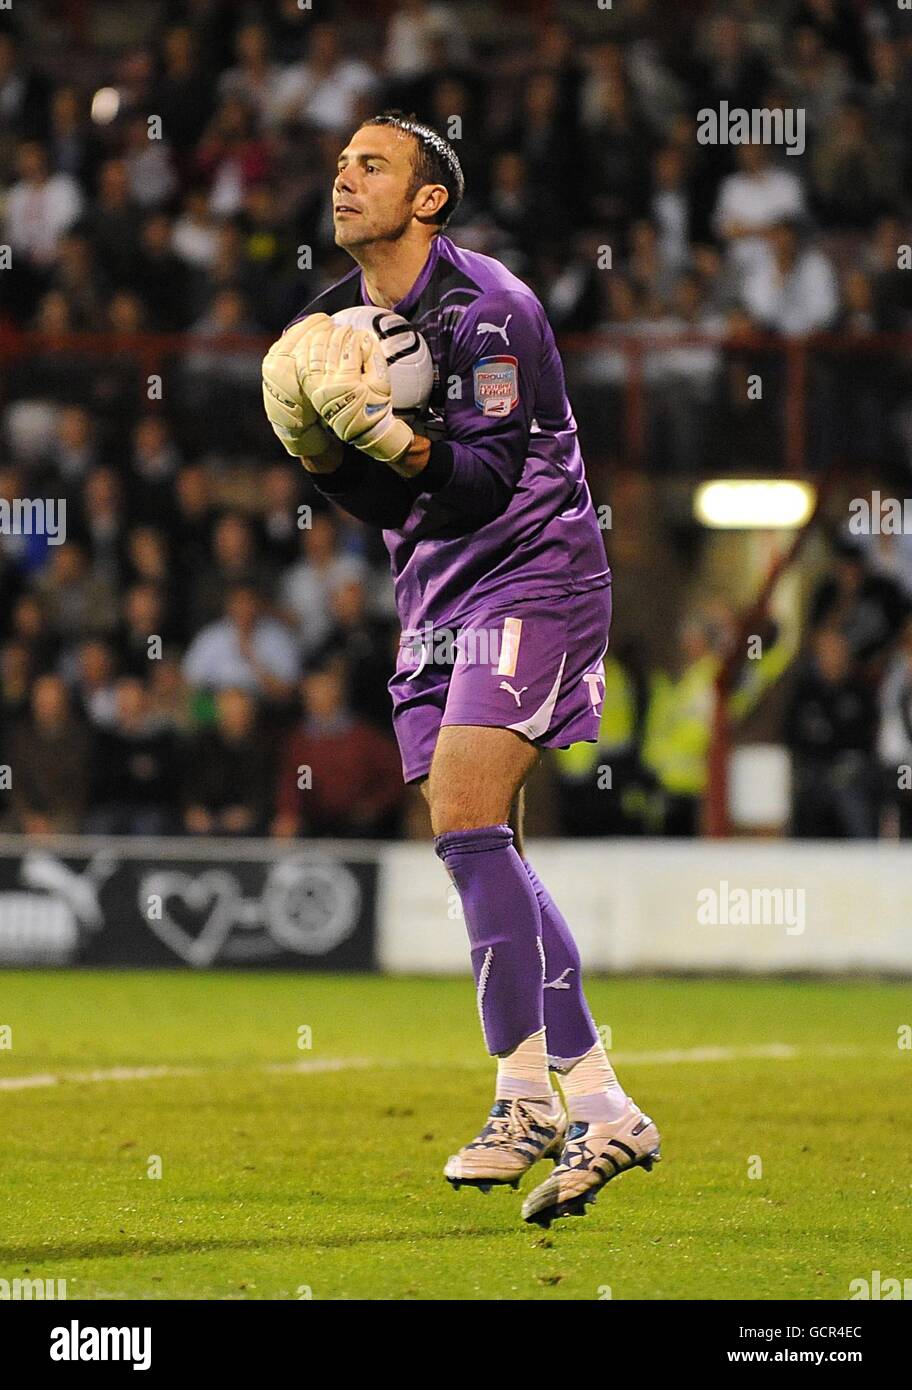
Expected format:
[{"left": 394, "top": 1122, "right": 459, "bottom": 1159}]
[{"left": 473, "top": 355, "right": 519, "bottom": 417}]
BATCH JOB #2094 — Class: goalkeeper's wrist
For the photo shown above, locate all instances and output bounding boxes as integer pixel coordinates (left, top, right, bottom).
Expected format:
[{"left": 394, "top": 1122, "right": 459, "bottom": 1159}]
[
  {"left": 352, "top": 415, "right": 415, "bottom": 470},
  {"left": 298, "top": 432, "right": 344, "bottom": 474},
  {"left": 382, "top": 431, "right": 433, "bottom": 480}
]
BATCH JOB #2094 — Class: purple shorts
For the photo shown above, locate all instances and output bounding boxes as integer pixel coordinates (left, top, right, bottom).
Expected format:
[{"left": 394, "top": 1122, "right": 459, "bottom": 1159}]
[{"left": 389, "top": 584, "right": 612, "bottom": 784}]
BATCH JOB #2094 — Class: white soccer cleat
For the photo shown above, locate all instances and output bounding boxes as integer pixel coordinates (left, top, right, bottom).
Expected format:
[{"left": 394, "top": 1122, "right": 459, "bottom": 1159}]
[
  {"left": 444, "top": 1098, "right": 567, "bottom": 1193},
  {"left": 521, "top": 1098, "right": 661, "bottom": 1226}
]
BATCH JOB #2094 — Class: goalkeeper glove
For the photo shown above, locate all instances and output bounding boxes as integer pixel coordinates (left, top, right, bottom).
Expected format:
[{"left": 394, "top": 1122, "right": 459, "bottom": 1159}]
[
  {"left": 262, "top": 314, "right": 336, "bottom": 458},
  {"left": 300, "top": 322, "right": 414, "bottom": 466}
]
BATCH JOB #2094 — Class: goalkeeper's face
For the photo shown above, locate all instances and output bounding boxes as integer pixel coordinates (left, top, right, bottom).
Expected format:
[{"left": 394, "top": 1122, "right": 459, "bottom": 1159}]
[{"left": 333, "top": 126, "right": 428, "bottom": 251}]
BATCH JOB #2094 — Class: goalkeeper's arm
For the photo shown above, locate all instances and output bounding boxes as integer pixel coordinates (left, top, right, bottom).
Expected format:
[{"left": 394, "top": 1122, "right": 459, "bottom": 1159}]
[{"left": 303, "top": 440, "right": 427, "bottom": 529}]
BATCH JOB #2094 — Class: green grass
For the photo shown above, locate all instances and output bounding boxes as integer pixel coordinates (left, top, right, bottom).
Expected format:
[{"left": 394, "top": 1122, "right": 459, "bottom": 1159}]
[{"left": 0, "top": 973, "right": 910, "bottom": 1300}]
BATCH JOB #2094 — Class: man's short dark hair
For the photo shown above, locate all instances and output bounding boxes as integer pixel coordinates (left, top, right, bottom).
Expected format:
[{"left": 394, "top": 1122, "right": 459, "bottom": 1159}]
[{"left": 358, "top": 110, "right": 464, "bottom": 228}]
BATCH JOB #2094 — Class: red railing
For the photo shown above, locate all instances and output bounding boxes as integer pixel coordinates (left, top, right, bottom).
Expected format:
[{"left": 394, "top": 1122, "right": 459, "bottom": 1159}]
[{"left": 1, "top": 325, "right": 909, "bottom": 479}]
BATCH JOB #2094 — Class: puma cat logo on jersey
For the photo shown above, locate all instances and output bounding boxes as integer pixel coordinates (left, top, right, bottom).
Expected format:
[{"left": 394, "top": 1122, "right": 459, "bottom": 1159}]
[
  {"left": 476, "top": 313, "right": 512, "bottom": 345},
  {"left": 499, "top": 680, "right": 528, "bottom": 706}
]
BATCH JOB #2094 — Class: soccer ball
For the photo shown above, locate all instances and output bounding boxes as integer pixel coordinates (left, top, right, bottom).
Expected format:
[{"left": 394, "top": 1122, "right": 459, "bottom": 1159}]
[{"left": 331, "top": 306, "right": 433, "bottom": 417}]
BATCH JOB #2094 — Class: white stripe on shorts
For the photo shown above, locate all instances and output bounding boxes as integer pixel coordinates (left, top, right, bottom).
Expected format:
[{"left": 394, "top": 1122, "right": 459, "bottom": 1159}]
[{"left": 507, "top": 651, "right": 567, "bottom": 741}]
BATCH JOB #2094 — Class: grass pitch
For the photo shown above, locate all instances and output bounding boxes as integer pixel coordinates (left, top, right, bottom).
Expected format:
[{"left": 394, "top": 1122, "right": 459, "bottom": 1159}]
[{"left": 0, "top": 971, "right": 909, "bottom": 1300}]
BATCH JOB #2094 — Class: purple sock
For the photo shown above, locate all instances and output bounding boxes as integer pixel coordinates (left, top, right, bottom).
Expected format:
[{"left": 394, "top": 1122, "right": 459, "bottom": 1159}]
[
  {"left": 522, "top": 861, "right": 598, "bottom": 1066},
  {"left": 434, "top": 824, "right": 544, "bottom": 1056}
]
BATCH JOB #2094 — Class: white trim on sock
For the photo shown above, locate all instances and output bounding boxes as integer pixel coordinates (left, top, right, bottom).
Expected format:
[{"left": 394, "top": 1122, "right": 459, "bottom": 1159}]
[{"left": 562, "top": 1040, "right": 629, "bottom": 1121}]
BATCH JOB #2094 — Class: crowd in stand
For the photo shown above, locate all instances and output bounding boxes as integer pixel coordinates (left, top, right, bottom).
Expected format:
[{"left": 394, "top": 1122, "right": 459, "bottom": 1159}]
[{"left": 1, "top": 0, "right": 912, "bottom": 838}]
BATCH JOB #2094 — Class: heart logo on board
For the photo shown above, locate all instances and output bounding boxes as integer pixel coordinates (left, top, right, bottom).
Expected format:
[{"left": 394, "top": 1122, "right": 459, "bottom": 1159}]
[{"left": 137, "top": 869, "right": 250, "bottom": 966}]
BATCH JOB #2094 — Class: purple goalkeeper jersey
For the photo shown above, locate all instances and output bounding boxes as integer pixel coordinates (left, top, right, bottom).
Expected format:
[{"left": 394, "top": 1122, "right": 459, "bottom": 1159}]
[{"left": 289, "top": 234, "right": 610, "bottom": 635}]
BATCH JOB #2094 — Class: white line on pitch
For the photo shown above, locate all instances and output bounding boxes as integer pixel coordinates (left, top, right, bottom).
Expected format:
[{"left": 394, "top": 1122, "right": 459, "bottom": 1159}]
[
  {"left": 610, "top": 1044, "right": 798, "bottom": 1064},
  {"left": 0, "top": 1044, "right": 877, "bottom": 1093},
  {"left": 0, "top": 1057, "right": 375, "bottom": 1092}
]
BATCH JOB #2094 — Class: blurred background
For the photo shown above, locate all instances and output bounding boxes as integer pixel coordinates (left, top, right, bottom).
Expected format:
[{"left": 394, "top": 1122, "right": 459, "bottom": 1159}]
[{"left": 2, "top": 0, "right": 912, "bottom": 848}]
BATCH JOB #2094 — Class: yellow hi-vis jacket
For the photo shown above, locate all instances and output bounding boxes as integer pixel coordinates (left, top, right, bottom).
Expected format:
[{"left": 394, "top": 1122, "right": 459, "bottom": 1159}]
[
  {"left": 641, "top": 638, "right": 795, "bottom": 797},
  {"left": 641, "top": 654, "right": 718, "bottom": 796}
]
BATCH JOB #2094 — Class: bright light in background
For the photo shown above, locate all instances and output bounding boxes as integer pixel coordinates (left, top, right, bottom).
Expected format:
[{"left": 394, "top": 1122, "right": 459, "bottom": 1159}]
[
  {"left": 91, "top": 87, "right": 120, "bottom": 125},
  {"left": 694, "top": 479, "right": 815, "bottom": 529}
]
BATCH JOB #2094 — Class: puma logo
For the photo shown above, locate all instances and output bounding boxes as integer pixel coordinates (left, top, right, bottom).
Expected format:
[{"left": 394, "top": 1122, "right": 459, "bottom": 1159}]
[
  {"left": 476, "top": 313, "right": 512, "bottom": 345},
  {"left": 499, "top": 680, "right": 527, "bottom": 706},
  {"left": 544, "top": 968, "right": 574, "bottom": 991}
]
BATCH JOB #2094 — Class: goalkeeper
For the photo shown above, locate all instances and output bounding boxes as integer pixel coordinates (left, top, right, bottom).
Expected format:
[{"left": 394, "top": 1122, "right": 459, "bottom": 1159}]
[{"left": 262, "top": 112, "right": 660, "bottom": 1228}]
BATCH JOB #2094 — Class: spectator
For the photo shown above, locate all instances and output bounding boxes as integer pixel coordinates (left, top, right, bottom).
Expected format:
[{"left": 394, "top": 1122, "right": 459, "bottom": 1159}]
[
  {"left": 279, "top": 511, "right": 368, "bottom": 658},
  {"left": 582, "top": 49, "right": 652, "bottom": 237},
  {"left": 809, "top": 541, "right": 908, "bottom": 669},
  {"left": 699, "top": 12, "right": 772, "bottom": 112},
  {"left": 273, "top": 656, "right": 404, "bottom": 839},
  {"left": 867, "top": 36, "right": 912, "bottom": 181},
  {"left": 171, "top": 464, "right": 215, "bottom": 594},
  {"left": 3, "top": 140, "right": 82, "bottom": 268},
  {"left": 124, "top": 526, "right": 172, "bottom": 596},
  {"left": 267, "top": 22, "right": 377, "bottom": 133},
  {"left": 81, "top": 157, "right": 143, "bottom": 288},
  {"left": 46, "top": 84, "right": 99, "bottom": 188},
  {"left": 712, "top": 142, "right": 806, "bottom": 279},
  {"left": 7, "top": 674, "right": 90, "bottom": 834},
  {"left": 147, "top": 650, "right": 192, "bottom": 736},
  {"left": 31, "top": 540, "right": 119, "bottom": 642},
  {"left": 217, "top": 22, "right": 284, "bottom": 126},
  {"left": 119, "top": 582, "right": 172, "bottom": 678},
  {"left": 0, "top": 31, "right": 49, "bottom": 151},
  {"left": 258, "top": 462, "right": 307, "bottom": 569},
  {"left": 47, "top": 230, "right": 104, "bottom": 329},
  {"left": 171, "top": 186, "right": 219, "bottom": 271},
  {"left": 45, "top": 405, "right": 100, "bottom": 492},
  {"left": 314, "top": 577, "right": 396, "bottom": 730},
  {"left": 71, "top": 637, "right": 119, "bottom": 728},
  {"left": 383, "top": 0, "right": 469, "bottom": 84},
  {"left": 645, "top": 272, "right": 725, "bottom": 472},
  {"left": 128, "top": 414, "right": 183, "bottom": 522},
  {"left": 80, "top": 466, "right": 127, "bottom": 589},
  {"left": 195, "top": 96, "right": 269, "bottom": 218},
  {"left": 131, "top": 214, "right": 193, "bottom": 330},
  {"left": 650, "top": 145, "right": 693, "bottom": 277},
  {"left": 182, "top": 582, "right": 299, "bottom": 705},
  {"left": 777, "top": 23, "right": 850, "bottom": 135},
  {"left": 740, "top": 218, "right": 839, "bottom": 336},
  {"left": 0, "top": 640, "right": 33, "bottom": 764},
  {"left": 183, "top": 686, "right": 272, "bottom": 835},
  {"left": 9, "top": 593, "right": 58, "bottom": 673},
  {"left": 190, "top": 512, "right": 266, "bottom": 632},
  {"left": 877, "top": 616, "right": 912, "bottom": 837},
  {"left": 151, "top": 25, "right": 214, "bottom": 156},
  {"left": 181, "top": 289, "right": 262, "bottom": 449},
  {"left": 785, "top": 628, "right": 877, "bottom": 837},
  {"left": 122, "top": 112, "right": 177, "bottom": 209},
  {"left": 87, "top": 677, "right": 179, "bottom": 834},
  {"left": 811, "top": 100, "right": 899, "bottom": 229}
]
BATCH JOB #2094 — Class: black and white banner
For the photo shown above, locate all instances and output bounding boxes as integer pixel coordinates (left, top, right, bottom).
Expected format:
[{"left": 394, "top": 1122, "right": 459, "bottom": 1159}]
[{"left": 0, "top": 837, "right": 377, "bottom": 969}]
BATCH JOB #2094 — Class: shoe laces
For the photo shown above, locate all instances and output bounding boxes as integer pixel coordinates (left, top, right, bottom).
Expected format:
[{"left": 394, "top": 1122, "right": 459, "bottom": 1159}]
[{"left": 480, "top": 1099, "right": 537, "bottom": 1147}]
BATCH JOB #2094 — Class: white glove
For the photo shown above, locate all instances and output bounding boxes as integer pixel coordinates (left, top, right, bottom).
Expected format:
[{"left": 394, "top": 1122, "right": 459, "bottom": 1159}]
[
  {"left": 300, "top": 322, "right": 414, "bottom": 466},
  {"left": 262, "top": 314, "right": 336, "bottom": 457}
]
